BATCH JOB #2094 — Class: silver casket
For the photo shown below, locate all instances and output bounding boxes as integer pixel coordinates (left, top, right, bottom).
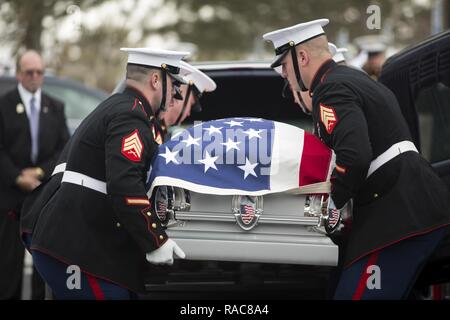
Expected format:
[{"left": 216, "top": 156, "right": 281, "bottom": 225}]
[{"left": 152, "top": 187, "right": 352, "bottom": 267}]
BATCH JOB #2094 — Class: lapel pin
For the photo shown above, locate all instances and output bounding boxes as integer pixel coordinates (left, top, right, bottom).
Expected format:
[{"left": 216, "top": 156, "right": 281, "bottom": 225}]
[
  {"left": 43, "top": 106, "right": 49, "bottom": 113},
  {"left": 16, "top": 103, "right": 24, "bottom": 114}
]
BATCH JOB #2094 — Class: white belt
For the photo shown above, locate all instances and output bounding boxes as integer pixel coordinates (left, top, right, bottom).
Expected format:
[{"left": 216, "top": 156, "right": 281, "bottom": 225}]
[
  {"left": 367, "top": 140, "right": 418, "bottom": 178},
  {"left": 52, "top": 162, "right": 107, "bottom": 194},
  {"left": 52, "top": 163, "right": 66, "bottom": 175},
  {"left": 62, "top": 171, "right": 107, "bottom": 194}
]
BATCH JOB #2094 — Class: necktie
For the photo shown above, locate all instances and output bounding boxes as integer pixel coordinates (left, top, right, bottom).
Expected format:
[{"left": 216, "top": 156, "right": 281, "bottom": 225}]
[{"left": 29, "top": 96, "right": 39, "bottom": 163}]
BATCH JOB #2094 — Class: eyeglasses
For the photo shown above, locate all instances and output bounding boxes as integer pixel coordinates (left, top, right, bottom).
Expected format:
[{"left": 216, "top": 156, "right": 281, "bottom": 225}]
[{"left": 23, "top": 69, "right": 44, "bottom": 77}]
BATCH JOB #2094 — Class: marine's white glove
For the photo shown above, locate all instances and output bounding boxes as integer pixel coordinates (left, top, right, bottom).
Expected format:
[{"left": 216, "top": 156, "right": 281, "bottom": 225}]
[{"left": 146, "top": 239, "right": 186, "bottom": 265}]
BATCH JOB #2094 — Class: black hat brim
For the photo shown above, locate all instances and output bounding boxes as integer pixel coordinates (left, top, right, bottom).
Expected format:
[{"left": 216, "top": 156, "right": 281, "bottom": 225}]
[
  {"left": 168, "top": 73, "right": 186, "bottom": 85},
  {"left": 270, "top": 50, "right": 289, "bottom": 68}
]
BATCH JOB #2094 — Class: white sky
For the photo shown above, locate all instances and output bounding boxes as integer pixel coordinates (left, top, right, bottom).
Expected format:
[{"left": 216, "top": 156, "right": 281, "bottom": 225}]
[
  {"left": 58, "top": 0, "right": 178, "bottom": 45},
  {"left": 1, "top": 0, "right": 179, "bottom": 72}
]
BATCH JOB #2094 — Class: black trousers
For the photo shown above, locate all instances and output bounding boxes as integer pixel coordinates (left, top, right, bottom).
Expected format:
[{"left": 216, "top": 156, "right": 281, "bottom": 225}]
[{"left": 0, "top": 211, "right": 45, "bottom": 300}]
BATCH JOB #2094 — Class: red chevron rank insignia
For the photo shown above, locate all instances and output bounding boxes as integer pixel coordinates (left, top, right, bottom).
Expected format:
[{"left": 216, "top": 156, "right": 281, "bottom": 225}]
[
  {"left": 121, "top": 129, "right": 144, "bottom": 162},
  {"left": 320, "top": 103, "right": 338, "bottom": 134}
]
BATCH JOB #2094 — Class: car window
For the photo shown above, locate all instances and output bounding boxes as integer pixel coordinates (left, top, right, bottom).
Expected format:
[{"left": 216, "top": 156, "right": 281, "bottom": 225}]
[
  {"left": 0, "top": 78, "right": 17, "bottom": 96},
  {"left": 43, "top": 83, "right": 102, "bottom": 120},
  {"left": 415, "top": 82, "right": 450, "bottom": 163},
  {"left": 187, "top": 71, "right": 313, "bottom": 132}
]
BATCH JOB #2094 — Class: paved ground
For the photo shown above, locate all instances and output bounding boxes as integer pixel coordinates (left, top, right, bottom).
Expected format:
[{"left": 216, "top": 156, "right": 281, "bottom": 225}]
[{"left": 19, "top": 254, "right": 450, "bottom": 300}]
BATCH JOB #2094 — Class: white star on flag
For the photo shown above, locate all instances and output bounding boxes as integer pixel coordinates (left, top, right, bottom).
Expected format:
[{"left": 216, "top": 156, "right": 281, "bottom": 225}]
[
  {"left": 182, "top": 134, "right": 201, "bottom": 147},
  {"left": 198, "top": 151, "right": 219, "bottom": 173},
  {"left": 224, "top": 120, "right": 244, "bottom": 127},
  {"left": 159, "top": 147, "right": 180, "bottom": 164},
  {"left": 238, "top": 157, "right": 258, "bottom": 179},
  {"left": 203, "top": 125, "right": 222, "bottom": 135},
  {"left": 243, "top": 128, "right": 263, "bottom": 139},
  {"left": 221, "top": 138, "right": 241, "bottom": 152}
]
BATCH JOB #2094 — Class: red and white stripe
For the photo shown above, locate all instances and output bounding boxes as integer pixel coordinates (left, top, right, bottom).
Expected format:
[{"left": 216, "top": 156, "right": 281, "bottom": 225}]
[
  {"left": 270, "top": 122, "right": 334, "bottom": 194},
  {"left": 241, "top": 205, "right": 255, "bottom": 224}
]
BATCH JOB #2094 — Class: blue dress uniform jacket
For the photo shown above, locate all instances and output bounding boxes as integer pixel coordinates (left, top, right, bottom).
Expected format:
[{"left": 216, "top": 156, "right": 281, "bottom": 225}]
[
  {"left": 310, "top": 59, "right": 450, "bottom": 267},
  {"left": 21, "top": 87, "right": 168, "bottom": 293}
]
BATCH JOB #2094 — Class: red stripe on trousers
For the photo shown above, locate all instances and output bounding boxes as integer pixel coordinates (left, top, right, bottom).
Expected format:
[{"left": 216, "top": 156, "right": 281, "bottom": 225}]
[
  {"left": 432, "top": 285, "right": 442, "bottom": 300},
  {"left": 352, "top": 251, "right": 380, "bottom": 300},
  {"left": 299, "top": 132, "right": 333, "bottom": 186},
  {"left": 86, "top": 274, "right": 105, "bottom": 300}
]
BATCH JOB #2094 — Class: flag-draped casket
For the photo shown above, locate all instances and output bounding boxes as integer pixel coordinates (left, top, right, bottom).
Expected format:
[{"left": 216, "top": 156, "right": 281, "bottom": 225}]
[{"left": 145, "top": 118, "right": 339, "bottom": 266}]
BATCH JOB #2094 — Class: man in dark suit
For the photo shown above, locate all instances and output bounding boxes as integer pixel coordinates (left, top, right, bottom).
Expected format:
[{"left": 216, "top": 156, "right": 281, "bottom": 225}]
[{"left": 0, "top": 50, "right": 69, "bottom": 299}]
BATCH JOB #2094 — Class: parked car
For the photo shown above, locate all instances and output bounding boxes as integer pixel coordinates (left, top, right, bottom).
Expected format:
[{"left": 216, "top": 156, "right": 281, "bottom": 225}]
[
  {"left": 379, "top": 29, "right": 450, "bottom": 294},
  {"left": 0, "top": 75, "right": 109, "bottom": 134}
]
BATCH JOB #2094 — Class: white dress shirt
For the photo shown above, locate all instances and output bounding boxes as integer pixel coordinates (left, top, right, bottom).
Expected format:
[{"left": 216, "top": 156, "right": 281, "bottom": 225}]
[{"left": 17, "top": 83, "right": 42, "bottom": 118}]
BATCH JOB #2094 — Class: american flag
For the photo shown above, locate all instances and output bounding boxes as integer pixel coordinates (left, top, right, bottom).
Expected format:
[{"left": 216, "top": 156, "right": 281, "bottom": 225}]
[
  {"left": 328, "top": 208, "right": 340, "bottom": 228},
  {"left": 146, "top": 118, "right": 334, "bottom": 197},
  {"left": 240, "top": 204, "right": 256, "bottom": 225},
  {"left": 157, "top": 201, "right": 167, "bottom": 213}
]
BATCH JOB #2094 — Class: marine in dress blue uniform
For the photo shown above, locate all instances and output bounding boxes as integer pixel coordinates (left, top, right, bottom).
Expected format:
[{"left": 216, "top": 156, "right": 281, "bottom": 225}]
[{"left": 263, "top": 19, "right": 450, "bottom": 299}]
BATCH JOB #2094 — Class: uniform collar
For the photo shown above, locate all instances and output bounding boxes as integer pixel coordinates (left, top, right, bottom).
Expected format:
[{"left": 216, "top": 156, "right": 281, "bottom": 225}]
[
  {"left": 309, "top": 58, "right": 336, "bottom": 95},
  {"left": 123, "top": 86, "right": 154, "bottom": 117}
]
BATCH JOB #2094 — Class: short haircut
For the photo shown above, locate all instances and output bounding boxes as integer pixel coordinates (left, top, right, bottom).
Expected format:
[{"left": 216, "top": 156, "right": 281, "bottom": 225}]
[
  {"left": 126, "top": 64, "right": 160, "bottom": 83},
  {"left": 16, "top": 50, "right": 43, "bottom": 72},
  {"left": 298, "top": 35, "right": 330, "bottom": 57}
]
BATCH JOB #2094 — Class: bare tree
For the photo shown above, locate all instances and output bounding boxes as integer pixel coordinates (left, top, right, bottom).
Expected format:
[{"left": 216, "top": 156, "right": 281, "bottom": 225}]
[{"left": 0, "top": 0, "right": 105, "bottom": 52}]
